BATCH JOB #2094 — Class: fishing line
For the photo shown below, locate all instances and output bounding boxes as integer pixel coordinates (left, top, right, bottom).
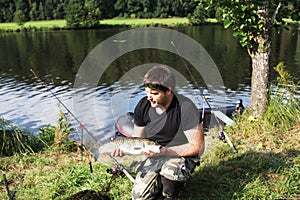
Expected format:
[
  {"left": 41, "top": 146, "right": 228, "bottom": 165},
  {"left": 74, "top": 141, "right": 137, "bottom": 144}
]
[
  {"left": 212, "top": 112, "right": 238, "bottom": 153},
  {"left": 30, "top": 69, "right": 99, "bottom": 145},
  {"left": 171, "top": 41, "right": 211, "bottom": 110},
  {"left": 30, "top": 69, "right": 135, "bottom": 182}
]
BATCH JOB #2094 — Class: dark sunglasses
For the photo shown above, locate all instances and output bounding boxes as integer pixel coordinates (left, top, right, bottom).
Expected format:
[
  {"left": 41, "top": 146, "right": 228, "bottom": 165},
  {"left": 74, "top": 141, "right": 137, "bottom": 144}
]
[{"left": 144, "top": 83, "right": 169, "bottom": 92}]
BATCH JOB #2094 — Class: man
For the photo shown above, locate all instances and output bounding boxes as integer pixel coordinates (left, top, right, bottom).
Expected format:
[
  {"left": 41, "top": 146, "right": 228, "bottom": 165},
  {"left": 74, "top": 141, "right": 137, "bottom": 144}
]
[{"left": 114, "top": 65, "right": 204, "bottom": 200}]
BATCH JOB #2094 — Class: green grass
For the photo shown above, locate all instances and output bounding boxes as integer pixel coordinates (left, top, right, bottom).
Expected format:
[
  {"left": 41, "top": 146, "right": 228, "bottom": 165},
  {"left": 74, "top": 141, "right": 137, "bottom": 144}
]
[
  {"left": 1, "top": 96, "right": 299, "bottom": 199},
  {"left": 1, "top": 120, "right": 298, "bottom": 199},
  {"left": 0, "top": 151, "right": 133, "bottom": 200},
  {"left": 0, "top": 20, "right": 66, "bottom": 31},
  {"left": 100, "top": 17, "right": 191, "bottom": 26}
]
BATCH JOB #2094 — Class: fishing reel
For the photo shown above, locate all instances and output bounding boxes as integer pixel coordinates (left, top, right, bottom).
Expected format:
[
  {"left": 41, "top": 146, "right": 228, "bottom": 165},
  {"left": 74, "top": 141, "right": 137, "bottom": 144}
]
[
  {"left": 106, "top": 166, "right": 124, "bottom": 177},
  {"left": 218, "top": 131, "right": 226, "bottom": 142}
]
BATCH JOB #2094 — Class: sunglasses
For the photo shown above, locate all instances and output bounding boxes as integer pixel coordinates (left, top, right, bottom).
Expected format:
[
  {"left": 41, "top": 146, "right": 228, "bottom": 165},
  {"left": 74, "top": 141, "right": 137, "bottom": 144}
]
[{"left": 144, "top": 83, "right": 169, "bottom": 92}]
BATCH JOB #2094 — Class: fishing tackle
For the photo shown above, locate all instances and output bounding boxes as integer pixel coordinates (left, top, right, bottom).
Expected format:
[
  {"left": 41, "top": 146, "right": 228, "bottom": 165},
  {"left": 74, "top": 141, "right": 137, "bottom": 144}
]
[
  {"left": 106, "top": 166, "right": 125, "bottom": 177},
  {"left": 171, "top": 41, "right": 238, "bottom": 153},
  {"left": 30, "top": 69, "right": 98, "bottom": 144},
  {"left": 171, "top": 41, "right": 210, "bottom": 121},
  {"left": 218, "top": 131, "right": 226, "bottom": 142},
  {"left": 3, "top": 173, "right": 25, "bottom": 200},
  {"left": 88, "top": 154, "right": 93, "bottom": 173},
  {"left": 30, "top": 69, "right": 135, "bottom": 182}
]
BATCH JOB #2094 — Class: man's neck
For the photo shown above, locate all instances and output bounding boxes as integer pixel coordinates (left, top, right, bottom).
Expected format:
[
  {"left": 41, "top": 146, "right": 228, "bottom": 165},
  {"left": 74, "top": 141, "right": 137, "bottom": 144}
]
[{"left": 155, "top": 93, "right": 174, "bottom": 114}]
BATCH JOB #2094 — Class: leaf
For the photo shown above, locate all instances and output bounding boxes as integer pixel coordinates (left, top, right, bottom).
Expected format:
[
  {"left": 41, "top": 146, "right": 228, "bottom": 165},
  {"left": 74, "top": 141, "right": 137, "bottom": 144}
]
[
  {"left": 224, "top": 20, "right": 233, "bottom": 28},
  {"left": 241, "top": 5, "right": 247, "bottom": 12},
  {"left": 232, "top": 31, "right": 240, "bottom": 37}
]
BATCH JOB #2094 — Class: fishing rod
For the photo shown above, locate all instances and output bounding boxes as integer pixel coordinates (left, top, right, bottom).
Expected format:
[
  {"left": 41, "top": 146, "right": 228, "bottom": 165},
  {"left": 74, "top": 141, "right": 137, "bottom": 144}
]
[
  {"left": 171, "top": 41, "right": 211, "bottom": 110},
  {"left": 170, "top": 41, "right": 238, "bottom": 153},
  {"left": 3, "top": 172, "right": 25, "bottom": 200},
  {"left": 30, "top": 69, "right": 135, "bottom": 183},
  {"left": 171, "top": 41, "right": 210, "bottom": 124},
  {"left": 30, "top": 69, "right": 99, "bottom": 144}
]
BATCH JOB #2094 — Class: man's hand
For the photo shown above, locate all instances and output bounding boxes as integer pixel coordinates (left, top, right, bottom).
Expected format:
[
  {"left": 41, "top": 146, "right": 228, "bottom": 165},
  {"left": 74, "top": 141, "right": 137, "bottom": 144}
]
[
  {"left": 111, "top": 148, "right": 124, "bottom": 157},
  {"left": 142, "top": 149, "right": 157, "bottom": 157},
  {"left": 110, "top": 138, "right": 124, "bottom": 157}
]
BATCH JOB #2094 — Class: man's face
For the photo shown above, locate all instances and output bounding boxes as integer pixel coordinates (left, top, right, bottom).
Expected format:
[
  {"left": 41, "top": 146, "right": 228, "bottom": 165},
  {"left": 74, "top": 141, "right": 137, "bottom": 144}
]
[{"left": 145, "top": 87, "right": 169, "bottom": 108}]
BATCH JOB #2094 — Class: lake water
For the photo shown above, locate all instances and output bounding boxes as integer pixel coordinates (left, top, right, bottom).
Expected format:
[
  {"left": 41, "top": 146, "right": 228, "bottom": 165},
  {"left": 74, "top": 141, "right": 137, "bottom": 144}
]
[{"left": 0, "top": 25, "right": 299, "bottom": 149}]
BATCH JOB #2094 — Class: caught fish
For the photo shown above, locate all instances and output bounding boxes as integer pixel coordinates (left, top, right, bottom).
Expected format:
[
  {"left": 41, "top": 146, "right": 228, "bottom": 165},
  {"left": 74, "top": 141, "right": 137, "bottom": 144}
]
[{"left": 99, "top": 138, "right": 161, "bottom": 155}]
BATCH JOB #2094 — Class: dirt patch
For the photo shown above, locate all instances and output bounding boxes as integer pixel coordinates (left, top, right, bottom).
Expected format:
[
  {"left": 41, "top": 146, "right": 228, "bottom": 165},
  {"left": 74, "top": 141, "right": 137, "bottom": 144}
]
[{"left": 66, "top": 190, "right": 110, "bottom": 200}]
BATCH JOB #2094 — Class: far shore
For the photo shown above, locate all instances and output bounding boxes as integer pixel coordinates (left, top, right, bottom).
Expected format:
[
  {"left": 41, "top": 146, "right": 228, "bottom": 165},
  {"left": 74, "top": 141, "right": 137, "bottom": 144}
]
[
  {"left": 0, "top": 18, "right": 298, "bottom": 32},
  {"left": 0, "top": 18, "right": 216, "bottom": 32}
]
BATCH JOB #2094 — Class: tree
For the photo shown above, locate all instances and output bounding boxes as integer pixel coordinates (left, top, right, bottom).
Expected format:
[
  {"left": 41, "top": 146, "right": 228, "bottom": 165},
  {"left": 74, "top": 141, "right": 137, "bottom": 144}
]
[
  {"left": 84, "top": 0, "right": 102, "bottom": 27},
  {"left": 0, "top": 0, "right": 16, "bottom": 22},
  {"left": 65, "top": 0, "right": 86, "bottom": 27},
  {"left": 38, "top": 2, "right": 45, "bottom": 21},
  {"left": 98, "top": 0, "right": 117, "bottom": 19},
  {"left": 192, "top": 0, "right": 299, "bottom": 118},
  {"left": 54, "top": 2, "right": 65, "bottom": 19},
  {"left": 29, "top": 2, "right": 38, "bottom": 21},
  {"left": 14, "top": 10, "right": 26, "bottom": 26},
  {"left": 15, "top": 0, "right": 30, "bottom": 22},
  {"left": 44, "top": 0, "right": 54, "bottom": 20}
]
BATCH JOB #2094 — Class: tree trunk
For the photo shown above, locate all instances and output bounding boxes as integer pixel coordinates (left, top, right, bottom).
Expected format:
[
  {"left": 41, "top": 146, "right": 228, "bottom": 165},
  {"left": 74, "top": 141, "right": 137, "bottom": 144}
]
[
  {"left": 249, "top": 48, "right": 270, "bottom": 118},
  {"left": 248, "top": 0, "right": 271, "bottom": 118}
]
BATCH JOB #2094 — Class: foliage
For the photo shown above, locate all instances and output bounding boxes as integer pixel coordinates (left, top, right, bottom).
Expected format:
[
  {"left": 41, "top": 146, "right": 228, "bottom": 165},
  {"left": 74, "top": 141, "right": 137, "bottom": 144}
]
[
  {"left": 0, "top": 0, "right": 15, "bottom": 22},
  {"left": 38, "top": 125, "right": 56, "bottom": 147},
  {"left": 65, "top": 0, "right": 86, "bottom": 27},
  {"left": 228, "top": 65, "right": 300, "bottom": 141},
  {"left": 0, "top": 103, "right": 76, "bottom": 157},
  {"left": 0, "top": 150, "right": 132, "bottom": 200},
  {"left": 13, "top": 10, "right": 27, "bottom": 26},
  {"left": 35, "top": 104, "right": 77, "bottom": 152},
  {"left": 0, "top": 0, "right": 197, "bottom": 26},
  {"left": 113, "top": 0, "right": 196, "bottom": 18},
  {"left": 191, "top": 0, "right": 299, "bottom": 49},
  {"left": 0, "top": 117, "right": 35, "bottom": 156},
  {"left": 273, "top": 61, "right": 298, "bottom": 94},
  {"left": 190, "top": 0, "right": 300, "bottom": 117},
  {"left": 265, "top": 62, "right": 300, "bottom": 129},
  {"left": 188, "top": 0, "right": 215, "bottom": 24},
  {"left": 0, "top": 18, "right": 194, "bottom": 32},
  {"left": 15, "top": 0, "right": 30, "bottom": 22},
  {"left": 204, "top": 67, "right": 300, "bottom": 199},
  {"left": 53, "top": 105, "right": 75, "bottom": 150}
]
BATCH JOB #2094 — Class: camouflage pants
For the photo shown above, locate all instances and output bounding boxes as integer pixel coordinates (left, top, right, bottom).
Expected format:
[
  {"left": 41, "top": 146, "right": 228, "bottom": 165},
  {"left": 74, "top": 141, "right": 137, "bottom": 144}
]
[{"left": 131, "top": 156, "right": 199, "bottom": 200}]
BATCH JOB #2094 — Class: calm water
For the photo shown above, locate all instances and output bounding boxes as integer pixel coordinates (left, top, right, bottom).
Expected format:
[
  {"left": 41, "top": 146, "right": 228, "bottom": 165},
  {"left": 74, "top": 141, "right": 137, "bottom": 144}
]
[{"left": 0, "top": 25, "right": 299, "bottom": 147}]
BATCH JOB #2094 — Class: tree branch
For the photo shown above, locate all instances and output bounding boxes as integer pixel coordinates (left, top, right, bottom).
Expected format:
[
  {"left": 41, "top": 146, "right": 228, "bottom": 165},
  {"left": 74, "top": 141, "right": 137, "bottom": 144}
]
[{"left": 271, "top": 1, "right": 283, "bottom": 25}]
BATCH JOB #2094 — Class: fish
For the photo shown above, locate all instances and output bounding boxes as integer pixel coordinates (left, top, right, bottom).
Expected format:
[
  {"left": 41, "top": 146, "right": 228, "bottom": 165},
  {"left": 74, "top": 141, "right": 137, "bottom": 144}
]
[{"left": 98, "top": 137, "right": 161, "bottom": 155}]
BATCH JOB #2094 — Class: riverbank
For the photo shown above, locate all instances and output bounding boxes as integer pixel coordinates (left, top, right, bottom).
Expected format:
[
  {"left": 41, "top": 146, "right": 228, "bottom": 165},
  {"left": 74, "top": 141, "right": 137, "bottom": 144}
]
[
  {"left": 0, "top": 18, "right": 216, "bottom": 32},
  {"left": 0, "top": 18, "right": 298, "bottom": 32}
]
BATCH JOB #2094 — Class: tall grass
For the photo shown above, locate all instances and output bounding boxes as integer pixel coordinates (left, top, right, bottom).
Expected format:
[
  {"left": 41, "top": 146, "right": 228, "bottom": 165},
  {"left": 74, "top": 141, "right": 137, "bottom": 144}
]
[{"left": 0, "top": 117, "right": 35, "bottom": 156}]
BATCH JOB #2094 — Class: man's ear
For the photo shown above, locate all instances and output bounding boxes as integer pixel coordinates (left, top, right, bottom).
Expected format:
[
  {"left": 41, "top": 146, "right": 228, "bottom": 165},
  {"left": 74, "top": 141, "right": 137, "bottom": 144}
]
[{"left": 166, "top": 88, "right": 172, "bottom": 95}]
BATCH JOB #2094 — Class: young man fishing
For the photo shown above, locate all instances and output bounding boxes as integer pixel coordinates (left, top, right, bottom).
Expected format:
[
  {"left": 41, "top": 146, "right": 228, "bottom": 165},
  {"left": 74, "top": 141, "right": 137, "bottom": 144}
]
[{"left": 113, "top": 65, "right": 205, "bottom": 200}]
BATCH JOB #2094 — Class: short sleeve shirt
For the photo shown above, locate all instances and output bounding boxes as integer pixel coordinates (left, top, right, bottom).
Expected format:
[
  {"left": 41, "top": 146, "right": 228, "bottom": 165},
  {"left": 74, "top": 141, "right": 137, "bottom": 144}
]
[{"left": 134, "top": 93, "right": 201, "bottom": 146}]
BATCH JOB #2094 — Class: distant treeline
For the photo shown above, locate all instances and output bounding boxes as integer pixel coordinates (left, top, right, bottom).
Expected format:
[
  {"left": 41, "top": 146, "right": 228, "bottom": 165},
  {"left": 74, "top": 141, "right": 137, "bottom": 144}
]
[{"left": 0, "top": 0, "right": 197, "bottom": 27}]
